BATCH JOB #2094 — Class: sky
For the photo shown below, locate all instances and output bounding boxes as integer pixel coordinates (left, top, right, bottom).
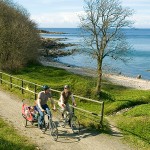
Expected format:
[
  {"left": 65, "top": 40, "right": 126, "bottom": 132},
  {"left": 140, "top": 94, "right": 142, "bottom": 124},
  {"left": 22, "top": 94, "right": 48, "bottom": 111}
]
[{"left": 12, "top": 0, "right": 150, "bottom": 28}]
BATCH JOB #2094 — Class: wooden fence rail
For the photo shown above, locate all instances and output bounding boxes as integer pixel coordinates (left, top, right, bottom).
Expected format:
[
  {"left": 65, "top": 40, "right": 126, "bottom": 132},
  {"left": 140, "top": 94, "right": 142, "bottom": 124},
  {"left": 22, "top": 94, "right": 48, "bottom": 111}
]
[{"left": 0, "top": 71, "right": 104, "bottom": 127}]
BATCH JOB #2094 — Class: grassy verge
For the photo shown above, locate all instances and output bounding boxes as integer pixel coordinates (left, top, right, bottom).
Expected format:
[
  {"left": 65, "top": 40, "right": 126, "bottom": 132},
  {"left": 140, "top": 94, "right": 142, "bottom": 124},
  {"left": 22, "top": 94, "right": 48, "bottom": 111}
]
[
  {"left": 0, "top": 117, "right": 36, "bottom": 150},
  {"left": 113, "top": 104, "right": 150, "bottom": 149}
]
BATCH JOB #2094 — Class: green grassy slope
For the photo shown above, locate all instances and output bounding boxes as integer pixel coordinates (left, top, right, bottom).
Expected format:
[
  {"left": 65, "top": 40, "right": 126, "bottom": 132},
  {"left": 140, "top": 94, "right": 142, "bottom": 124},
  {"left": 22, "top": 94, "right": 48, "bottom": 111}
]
[{"left": 0, "top": 118, "right": 36, "bottom": 150}]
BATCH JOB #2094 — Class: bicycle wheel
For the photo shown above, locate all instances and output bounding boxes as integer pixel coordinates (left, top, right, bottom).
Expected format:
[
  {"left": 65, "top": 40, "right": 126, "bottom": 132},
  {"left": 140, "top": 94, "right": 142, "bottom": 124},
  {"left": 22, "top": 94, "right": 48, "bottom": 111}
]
[
  {"left": 63, "top": 111, "right": 70, "bottom": 123},
  {"left": 24, "top": 119, "right": 27, "bottom": 127},
  {"left": 56, "top": 108, "right": 63, "bottom": 122},
  {"left": 43, "top": 114, "right": 51, "bottom": 133},
  {"left": 70, "top": 116, "right": 80, "bottom": 133},
  {"left": 49, "top": 121, "right": 58, "bottom": 141}
]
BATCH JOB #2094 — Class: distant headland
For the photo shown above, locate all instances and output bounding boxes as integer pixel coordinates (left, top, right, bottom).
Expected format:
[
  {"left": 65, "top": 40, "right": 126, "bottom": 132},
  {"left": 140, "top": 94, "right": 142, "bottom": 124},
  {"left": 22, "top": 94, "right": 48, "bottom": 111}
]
[{"left": 38, "top": 29, "right": 67, "bottom": 34}]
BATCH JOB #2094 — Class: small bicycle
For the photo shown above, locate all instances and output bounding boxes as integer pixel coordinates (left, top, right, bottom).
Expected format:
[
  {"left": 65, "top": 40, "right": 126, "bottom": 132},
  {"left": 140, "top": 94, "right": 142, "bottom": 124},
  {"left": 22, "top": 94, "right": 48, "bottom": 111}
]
[
  {"left": 57, "top": 105, "right": 80, "bottom": 133},
  {"left": 41, "top": 111, "right": 58, "bottom": 141}
]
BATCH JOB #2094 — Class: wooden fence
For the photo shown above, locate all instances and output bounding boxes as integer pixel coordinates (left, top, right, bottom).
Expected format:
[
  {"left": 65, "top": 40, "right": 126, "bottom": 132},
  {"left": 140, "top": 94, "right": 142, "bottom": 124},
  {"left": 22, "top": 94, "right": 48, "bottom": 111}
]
[{"left": 0, "top": 71, "right": 104, "bottom": 127}]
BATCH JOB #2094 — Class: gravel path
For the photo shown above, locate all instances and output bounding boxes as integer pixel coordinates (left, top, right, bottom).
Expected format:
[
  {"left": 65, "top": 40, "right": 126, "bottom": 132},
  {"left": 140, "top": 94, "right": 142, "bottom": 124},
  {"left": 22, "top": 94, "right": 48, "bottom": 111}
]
[
  {"left": 0, "top": 89, "right": 133, "bottom": 150},
  {"left": 40, "top": 58, "right": 150, "bottom": 90}
]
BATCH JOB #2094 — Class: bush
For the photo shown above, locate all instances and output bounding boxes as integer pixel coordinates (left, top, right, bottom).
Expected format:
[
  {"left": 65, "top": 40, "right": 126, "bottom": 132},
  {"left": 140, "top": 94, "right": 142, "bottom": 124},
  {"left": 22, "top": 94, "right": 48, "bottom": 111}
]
[{"left": 0, "top": 0, "right": 40, "bottom": 72}]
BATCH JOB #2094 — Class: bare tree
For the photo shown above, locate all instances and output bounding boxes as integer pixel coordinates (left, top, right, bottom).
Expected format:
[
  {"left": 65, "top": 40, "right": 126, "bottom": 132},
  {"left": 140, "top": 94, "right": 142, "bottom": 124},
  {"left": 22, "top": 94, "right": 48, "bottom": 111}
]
[{"left": 79, "top": 0, "right": 134, "bottom": 97}]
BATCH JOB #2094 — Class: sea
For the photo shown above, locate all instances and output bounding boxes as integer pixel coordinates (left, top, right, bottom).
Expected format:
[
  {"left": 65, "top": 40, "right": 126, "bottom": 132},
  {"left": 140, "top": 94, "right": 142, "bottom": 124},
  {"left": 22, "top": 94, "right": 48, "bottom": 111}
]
[{"left": 40, "top": 28, "right": 150, "bottom": 80}]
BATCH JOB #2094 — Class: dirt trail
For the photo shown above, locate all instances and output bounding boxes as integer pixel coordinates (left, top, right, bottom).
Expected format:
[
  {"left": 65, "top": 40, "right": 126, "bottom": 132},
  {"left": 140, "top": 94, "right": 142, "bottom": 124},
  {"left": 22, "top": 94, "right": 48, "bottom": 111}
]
[{"left": 0, "top": 89, "right": 133, "bottom": 150}]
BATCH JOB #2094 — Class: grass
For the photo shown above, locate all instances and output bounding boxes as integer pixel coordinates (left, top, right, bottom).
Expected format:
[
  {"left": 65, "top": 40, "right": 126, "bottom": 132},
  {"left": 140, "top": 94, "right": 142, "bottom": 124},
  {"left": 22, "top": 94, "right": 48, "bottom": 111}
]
[
  {"left": 9, "top": 64, "right": 150, "bottom": 111},
  {"left": 0, "top": 63, "right": 150, "bottom": 148},
  {"left": 0, "top": 117, "right": 36, "bottom": 150},
  {"left": 113, "top": 104, "right": 150, "bottom": 149},
  {"left": 123, "top": 104, "right": 150, "bottom": 117},
  {"left": 102, "top": 83, "right": 150, "bottom": 114}
]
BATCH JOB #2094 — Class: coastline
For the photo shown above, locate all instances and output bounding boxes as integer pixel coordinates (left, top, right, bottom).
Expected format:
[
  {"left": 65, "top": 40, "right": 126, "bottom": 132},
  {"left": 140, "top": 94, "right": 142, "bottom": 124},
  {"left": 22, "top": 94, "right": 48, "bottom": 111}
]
[
  {"left": 40, "top": 28, "right": 150, "bottom": 82},
  {"left": 39, "top": 56, "right": 150, "bottom": 90}
]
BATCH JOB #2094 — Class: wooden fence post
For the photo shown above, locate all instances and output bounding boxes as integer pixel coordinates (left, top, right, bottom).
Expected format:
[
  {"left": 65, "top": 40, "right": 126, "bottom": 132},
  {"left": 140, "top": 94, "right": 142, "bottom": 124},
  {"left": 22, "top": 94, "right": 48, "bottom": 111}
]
[
  {"left": 10, "top": 75, "right": 12, "bottom": 88},
  {"left": 34, "top": 84, "right": 37, "bottom": 100},
  {"left": 21, "top": 80, "right": 24, "bottom": 94},
  {"left": 0, "top": 72, "right": 2, "bottom": 84},
  {"left": 100, "top": 102, "right": 104, "bottom": 128}
]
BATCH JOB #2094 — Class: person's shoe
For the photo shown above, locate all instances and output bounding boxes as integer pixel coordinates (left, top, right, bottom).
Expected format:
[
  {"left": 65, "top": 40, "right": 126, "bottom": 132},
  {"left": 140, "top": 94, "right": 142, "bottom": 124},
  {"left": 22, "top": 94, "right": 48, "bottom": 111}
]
[
  {"left": 61, "top": 113, "right": 64, "bottom": 120},
  {"left": 39, "top": 124, "right": 45, "bottom": 133},
  {"left": 38, "top": 124, "right": 43, "bottom": 130},
  {"left": 68, "top": 120, "right": 71, "bottom": 127}
]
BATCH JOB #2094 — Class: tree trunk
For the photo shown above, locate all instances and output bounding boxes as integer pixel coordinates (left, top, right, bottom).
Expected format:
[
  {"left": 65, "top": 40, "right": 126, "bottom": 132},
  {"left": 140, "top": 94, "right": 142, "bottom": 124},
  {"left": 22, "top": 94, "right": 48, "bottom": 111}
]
[
  {"left": 45, "top": 49, "right": 49, "bottom": 56},
  {"left": 96, "top": 57, "right": 102, "bottom": 99}
]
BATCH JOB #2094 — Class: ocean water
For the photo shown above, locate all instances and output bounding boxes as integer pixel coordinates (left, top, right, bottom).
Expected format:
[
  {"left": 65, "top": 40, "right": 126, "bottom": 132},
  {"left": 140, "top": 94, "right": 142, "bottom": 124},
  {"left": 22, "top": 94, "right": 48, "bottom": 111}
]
[{"left": 40, "top": 28, "right": 150, "bottom": 80}]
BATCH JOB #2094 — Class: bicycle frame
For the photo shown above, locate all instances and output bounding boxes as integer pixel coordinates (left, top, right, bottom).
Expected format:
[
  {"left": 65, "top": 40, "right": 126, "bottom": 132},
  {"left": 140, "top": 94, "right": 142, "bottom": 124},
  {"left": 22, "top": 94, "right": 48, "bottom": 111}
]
[
  {"left": 57, "top": 105, "right": 80, "bottom": 133},
  {"left": 43, "top": 111, "right": 58, "bottom": 141}
]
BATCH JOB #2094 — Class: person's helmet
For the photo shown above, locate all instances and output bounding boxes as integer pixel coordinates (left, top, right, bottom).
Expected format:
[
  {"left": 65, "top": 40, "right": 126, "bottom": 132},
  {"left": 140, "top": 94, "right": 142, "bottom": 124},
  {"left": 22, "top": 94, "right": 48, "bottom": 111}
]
[
  {"left": 64, "top": 85, "right": 70, "bottom": 89},
  {"left": 42, "top": 85, "right": 50, "bottom": 91}
]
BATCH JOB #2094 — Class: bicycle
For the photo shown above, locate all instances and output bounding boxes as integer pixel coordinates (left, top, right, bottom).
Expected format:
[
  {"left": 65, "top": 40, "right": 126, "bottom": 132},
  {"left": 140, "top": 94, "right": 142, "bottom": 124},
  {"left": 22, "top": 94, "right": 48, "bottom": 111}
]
[
  {"left": 57, "top": 105, "right": 80, "bottom": 134},
  {"left": 40, "top": 110, "right": 58, "bottom": 141}
]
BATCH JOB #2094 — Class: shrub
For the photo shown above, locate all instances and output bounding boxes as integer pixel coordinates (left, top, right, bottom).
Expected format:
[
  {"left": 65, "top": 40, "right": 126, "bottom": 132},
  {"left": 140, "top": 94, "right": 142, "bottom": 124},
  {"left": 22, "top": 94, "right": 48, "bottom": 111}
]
[{"left": 0, "top": 0, "right": 40, "bottom": 72}]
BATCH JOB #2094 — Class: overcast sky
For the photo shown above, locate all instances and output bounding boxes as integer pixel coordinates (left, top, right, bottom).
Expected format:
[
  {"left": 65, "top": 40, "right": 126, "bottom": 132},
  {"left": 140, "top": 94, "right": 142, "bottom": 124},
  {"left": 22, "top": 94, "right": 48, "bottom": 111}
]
[{"left": 13, "top": 0, "right": 150, "bottom": 28}]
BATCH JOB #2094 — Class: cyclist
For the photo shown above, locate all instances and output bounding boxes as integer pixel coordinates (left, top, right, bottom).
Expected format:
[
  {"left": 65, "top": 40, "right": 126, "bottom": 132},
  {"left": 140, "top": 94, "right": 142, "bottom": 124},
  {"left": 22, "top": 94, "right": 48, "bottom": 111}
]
[
  {"left": 58, "top": 85, "right": 76, "bottom": 124},
  {"left": 36, "top": 85, "right": 56, "bottom": 129}
]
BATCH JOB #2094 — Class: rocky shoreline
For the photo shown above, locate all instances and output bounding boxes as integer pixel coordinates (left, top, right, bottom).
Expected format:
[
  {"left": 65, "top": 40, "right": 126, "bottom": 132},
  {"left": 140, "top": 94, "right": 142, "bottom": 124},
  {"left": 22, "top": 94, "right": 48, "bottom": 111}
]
[{"left": 40, "top": 37, "right": 77, "bottom": 57}]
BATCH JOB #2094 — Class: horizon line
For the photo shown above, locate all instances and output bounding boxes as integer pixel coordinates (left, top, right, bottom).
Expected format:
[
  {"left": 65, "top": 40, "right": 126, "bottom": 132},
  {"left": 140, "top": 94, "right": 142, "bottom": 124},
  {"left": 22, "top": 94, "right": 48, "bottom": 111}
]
[{"left": 38, "top": 27, "right": 150, "bottom": 29}]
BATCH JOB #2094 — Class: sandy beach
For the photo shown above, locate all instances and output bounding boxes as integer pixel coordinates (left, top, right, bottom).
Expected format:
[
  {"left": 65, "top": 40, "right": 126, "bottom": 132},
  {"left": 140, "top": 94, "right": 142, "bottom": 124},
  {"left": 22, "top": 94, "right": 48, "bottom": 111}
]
[{"left": 40, "top": 57, "right": 150, "bottom": 90}]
